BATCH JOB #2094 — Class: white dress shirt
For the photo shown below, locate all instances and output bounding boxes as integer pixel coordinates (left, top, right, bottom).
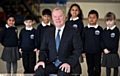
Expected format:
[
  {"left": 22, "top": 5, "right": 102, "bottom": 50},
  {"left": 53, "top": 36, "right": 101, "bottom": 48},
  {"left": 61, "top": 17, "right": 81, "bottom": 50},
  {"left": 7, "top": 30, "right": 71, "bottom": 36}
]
[{"left": 55, "top": 24, "right": 65, "bottom": 40}]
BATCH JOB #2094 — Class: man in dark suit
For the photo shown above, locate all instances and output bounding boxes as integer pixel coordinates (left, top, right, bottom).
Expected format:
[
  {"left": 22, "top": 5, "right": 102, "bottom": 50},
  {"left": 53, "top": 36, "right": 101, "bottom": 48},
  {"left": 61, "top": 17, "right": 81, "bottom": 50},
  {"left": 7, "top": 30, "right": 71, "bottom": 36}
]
[{"left": 34, "top": 7, "right": 82, "bottom": 76}]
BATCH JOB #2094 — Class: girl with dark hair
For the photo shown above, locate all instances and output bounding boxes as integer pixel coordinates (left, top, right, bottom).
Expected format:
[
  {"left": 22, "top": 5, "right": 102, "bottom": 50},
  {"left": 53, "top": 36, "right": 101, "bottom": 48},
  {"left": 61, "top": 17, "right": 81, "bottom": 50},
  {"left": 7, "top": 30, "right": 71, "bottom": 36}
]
[
  {"left": 66, "top": 3, "right": 84, "bottom": 76},
  {"left": 0, "top": 14, "right": 21, "bottom": 74}
]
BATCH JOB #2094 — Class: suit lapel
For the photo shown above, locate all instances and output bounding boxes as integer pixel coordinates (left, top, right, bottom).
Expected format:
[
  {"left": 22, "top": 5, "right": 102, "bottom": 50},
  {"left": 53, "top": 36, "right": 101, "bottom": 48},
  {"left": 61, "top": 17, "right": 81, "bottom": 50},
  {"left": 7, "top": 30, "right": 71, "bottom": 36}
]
[
  {"left": 58, "top": 25, "right": 69, "bottom": 53},
  {"left": 50, "top": 27, "right": 57, "bottom": 54}
]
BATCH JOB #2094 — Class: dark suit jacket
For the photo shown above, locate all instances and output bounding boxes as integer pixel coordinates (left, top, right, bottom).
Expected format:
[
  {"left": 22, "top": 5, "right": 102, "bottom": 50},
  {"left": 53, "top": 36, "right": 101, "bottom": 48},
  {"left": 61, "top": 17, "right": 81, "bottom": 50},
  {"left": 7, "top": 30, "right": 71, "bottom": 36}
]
[{"left": 38, "top": 25, "right": 82, "bottom": 74}]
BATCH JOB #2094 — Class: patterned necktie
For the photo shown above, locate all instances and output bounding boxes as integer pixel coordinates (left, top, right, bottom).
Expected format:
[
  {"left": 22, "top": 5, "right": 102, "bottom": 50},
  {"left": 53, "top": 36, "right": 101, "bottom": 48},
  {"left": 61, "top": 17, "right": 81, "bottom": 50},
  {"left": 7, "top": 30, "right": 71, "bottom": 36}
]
[{"left": 54, "top": 29, "right": 61, "bottom": 67}]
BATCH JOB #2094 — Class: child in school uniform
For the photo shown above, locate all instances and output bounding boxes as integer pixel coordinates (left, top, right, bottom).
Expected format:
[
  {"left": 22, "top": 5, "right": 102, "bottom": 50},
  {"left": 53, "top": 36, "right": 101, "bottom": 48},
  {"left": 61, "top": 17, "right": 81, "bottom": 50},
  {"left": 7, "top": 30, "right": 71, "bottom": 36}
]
[
  {"left": 0, "top": 14, "right": 21, "bottom": 74},
  {"left": 66, "top": 3, "right": 84, "bottom": 37},
  {"left": 65, "top": 4, "right": 84, "bottom": 75},
  {"left": 19, "top": 15, "right": 37, "bottom": 74},
  {"left": 36, "top": 9, "right": 54, "bottom": 52},
  {"left": 82, "top": 10, "right": 103, "bottom": 76},
  {"left": 101, "top": 12, "right": 120, "bottom": 76}
]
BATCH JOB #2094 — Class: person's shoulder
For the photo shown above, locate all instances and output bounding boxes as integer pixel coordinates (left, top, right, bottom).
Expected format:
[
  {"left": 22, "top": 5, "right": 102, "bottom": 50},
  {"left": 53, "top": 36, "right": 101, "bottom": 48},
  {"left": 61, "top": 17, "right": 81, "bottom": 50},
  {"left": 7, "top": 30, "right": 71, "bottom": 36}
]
[
  {"left": 46, "top": 26, "right": 54, "bottom": 32},
  {"left": 37, "top": 23, "right": 43, "bottom": 28},
  {"left": 76, "top": 19, "right": 82, "bottom": 22},
  {"left": 20, "top": 27, "right": 26, "bottom": 32},
  {"left": 1, "top": 26, "right": 6, "bottom": 31},
  {"left": 66, "top": 19, "right": 70, "bottom": 22},
  {"left": 0, "top": 27, "right": 6, "bottom": 33},
  {"left": 31, "top": 28, "right": 36, "bottom": 32},
  {"left": 13, "top": 26, "right": 17, "bottom": 29},
  {"left": 98, "top": 25, "right": 103, "bottom": 29},
  {"left": 50, "top": 23, "right": 54, "bottom": 27},
  {"left": 97, "top": 26, "right": 103, "bottom": 31},
  {"left": 103, "top": 28, "right": 107, "bottom": 31},
  {"left": 115, "top": 26, "right": 119, "bottom": 30},
  {"left": 65, "top": 20, "right": 71, "bottom": 24},
  {"left": 84, "top": 26, "right": 88, "bottom": 29},
  {"left": 114, "top": 27, "right": 119, "bottom": 33}
]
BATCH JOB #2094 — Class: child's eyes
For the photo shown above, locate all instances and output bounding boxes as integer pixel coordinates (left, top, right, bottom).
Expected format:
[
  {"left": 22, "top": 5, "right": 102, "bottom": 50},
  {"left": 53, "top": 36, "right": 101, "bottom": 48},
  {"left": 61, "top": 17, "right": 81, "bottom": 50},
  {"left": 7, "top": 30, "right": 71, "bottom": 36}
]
[
  {"left": 106, "top": 20, "right": 112, "bottom": 22},
  {"left": 8, "top": 20, "right": 15, "bottom": 22},
  {"left": 71, "top": 9, "right": 78, "bottom": 11}
]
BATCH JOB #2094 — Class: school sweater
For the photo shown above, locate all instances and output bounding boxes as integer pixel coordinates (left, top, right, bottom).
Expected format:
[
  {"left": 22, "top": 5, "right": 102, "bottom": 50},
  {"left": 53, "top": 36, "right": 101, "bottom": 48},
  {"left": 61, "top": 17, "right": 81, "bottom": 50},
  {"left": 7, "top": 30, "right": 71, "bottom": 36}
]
[
  {"left": 19, "top": 28, "right": 36, "bottom": 52},
  {"left": 36, "top": 23, "right": 54, "bottom": 50},
  {"left": 0, "top": 26, "right": 18, "bottom": 47},
  {"left": 101, "top": 27, "right": 119, "bottom": 54},
  {"left": 66, "top": 18, "right": 84, "bottom": 36},
  {"left": 82, "top": 25, "right": 103, "bottom": 54}
]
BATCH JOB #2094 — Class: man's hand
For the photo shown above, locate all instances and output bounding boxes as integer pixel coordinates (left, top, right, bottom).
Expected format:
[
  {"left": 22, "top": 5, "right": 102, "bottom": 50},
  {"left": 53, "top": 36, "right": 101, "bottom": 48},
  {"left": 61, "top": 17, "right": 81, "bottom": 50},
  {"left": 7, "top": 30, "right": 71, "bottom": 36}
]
[
  {"left": 59, "top": 63, "right": 70, "bottom": 73},
  {"left": 34, "top": 61, "right": 45, "bottom": 71}
]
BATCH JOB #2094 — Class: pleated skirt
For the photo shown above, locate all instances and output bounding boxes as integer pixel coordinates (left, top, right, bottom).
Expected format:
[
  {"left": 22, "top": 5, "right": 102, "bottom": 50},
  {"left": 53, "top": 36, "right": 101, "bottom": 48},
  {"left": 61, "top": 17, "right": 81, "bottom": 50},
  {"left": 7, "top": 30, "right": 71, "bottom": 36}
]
[
  {"left": 1, "top": 47, "right": 21, "bottom": 62},
  {"left": 101, "top": 53, "right": 120, "bottom": 68}
]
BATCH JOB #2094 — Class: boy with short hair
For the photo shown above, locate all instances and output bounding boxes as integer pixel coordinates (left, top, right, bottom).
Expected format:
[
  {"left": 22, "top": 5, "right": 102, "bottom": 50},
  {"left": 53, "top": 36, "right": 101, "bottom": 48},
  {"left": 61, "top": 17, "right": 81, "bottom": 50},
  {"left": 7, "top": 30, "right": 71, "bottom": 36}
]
[
  {"left": 19, "top": 15, "right": 37, "bottom": 73},
  {"left": 82, "top": 10, "right": 103, "bottom": 76},
  {"left": 36, "top": 9, "right": 54, "bottom": 51}
]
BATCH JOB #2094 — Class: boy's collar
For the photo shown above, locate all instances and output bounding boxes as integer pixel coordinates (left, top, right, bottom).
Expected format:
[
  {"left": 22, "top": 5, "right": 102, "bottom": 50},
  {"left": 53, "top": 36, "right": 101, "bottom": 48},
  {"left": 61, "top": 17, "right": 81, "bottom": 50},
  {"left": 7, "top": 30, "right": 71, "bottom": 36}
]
[
  {"left": 42, "top": 21, "right": 51, "bottom": 27},
  {"left": 25, "top": 26, "right": 33, "bottom": 30},
  {"left": 88, "top": 24, "right": 98, "bottom": 28}
]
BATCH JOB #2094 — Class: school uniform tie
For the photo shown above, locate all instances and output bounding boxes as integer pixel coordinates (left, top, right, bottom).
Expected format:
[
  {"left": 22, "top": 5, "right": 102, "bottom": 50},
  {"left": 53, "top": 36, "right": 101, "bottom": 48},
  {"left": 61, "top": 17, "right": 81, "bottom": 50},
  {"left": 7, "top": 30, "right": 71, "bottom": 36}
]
[{"left": 54, "top": 29, "right": 61, "bottom": 67}]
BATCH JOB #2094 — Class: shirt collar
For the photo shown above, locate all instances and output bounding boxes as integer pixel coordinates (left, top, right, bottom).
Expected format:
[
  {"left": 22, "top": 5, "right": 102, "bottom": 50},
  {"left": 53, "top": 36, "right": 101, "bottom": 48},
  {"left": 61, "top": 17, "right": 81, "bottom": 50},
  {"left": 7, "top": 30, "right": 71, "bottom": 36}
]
[
  {"left": 107, "top": 25, "right": 116, "bottom": 30},
  {"left": 70, "top": 17, "right": 79, "bottom": 21},
  {"left": 42, "top": 21, "right": 51, "bottom": 27},
  {"left": 5, "top": 24, "right": 15, "bottom": 28},
  {"left": 25, "top": 26, "right": 33, "bottom": 30},
  {"left": 88, "top": 24, "right": 98, "bottom": 29},
  {"left": 55, "top": 24, "right": 65, "bottom": 39},
  {"left": 56, "top": 24, "right": 65, "bottom": 32}
]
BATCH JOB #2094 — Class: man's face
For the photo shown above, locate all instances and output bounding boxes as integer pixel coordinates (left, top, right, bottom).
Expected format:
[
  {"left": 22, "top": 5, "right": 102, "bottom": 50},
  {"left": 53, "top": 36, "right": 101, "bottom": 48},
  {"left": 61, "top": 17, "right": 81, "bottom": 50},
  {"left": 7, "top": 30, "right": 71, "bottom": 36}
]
[{"left": 52, "top": 9, "right": 66, "bottom": 28}]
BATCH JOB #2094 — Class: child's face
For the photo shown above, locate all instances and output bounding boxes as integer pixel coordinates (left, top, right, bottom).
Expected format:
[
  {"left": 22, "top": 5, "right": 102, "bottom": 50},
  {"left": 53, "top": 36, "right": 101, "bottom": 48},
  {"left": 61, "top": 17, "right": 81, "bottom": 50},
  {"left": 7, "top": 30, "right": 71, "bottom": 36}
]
[
  {"left": 24, "top": 20, "right": 34, "bottom": 27},
  {"left": 88, "top": 14, "right": 98, "bottom": 25},
  {"left": 70, "top": 6, "right": 79, "bottom": 18},
  {"left": 7, "top": 17, "right": 15, "bottom": 26},
  {"left": 106, "top": 19, "right": 116, "bottom": 27},
  {"left": 42, "top": 15, "right": 51, "bottom": 24}
]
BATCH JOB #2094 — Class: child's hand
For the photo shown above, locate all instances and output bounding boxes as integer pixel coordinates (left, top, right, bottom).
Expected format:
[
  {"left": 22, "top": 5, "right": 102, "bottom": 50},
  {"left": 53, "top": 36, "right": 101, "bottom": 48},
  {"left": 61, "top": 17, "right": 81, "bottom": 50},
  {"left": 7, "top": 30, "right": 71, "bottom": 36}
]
[
  {"left": 37, "top": 50, "right": 40, "bottom": 54},
  {"left": 34, "top": 48, "right": 37, "bottom": 52},
  {"left": 82, "top": 53, "right": 86, "bottom": 58},
  {"left": 19, "top": 48, "right": 22, "bottom": 53},
  {"left": 104, "top": 49, "right": 110, "bottom": 54}
]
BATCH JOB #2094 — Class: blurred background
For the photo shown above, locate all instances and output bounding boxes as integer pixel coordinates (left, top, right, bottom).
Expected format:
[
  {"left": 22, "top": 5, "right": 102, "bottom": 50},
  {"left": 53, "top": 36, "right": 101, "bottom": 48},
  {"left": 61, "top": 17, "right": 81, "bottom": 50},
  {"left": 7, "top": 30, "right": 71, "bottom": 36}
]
[{"left": 0, "top": 0, "right": 120, "bottom": 76}]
